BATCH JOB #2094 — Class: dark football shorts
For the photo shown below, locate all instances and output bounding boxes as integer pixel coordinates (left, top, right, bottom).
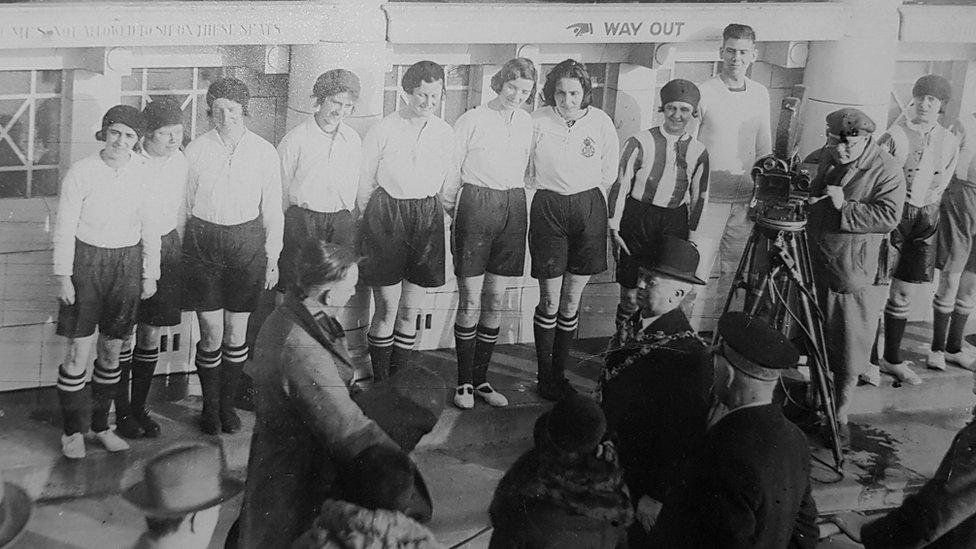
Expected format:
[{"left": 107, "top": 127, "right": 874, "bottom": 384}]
[
  {"left": 138, "top": 228, "right": 183, "bottom": 327},
  {"left": 452, "top": 184, "right": 527, "bottom": 278},
  {"left": 57, "top": 239, "right": 141, "bottom": 339},
  {"left": 616, "top": 198, "right": 690, "bottom": 288},
  {"left": 529, "top": 187, "right": 608, "bottom": 279},
  {"left": 278, "top": 206, "right": 356, "bottom": 292},
  {"left": 182, "top": 216, "right": 267, "bottom": 313},
  {"left": 359, "top": 188, "right": 445, "bottom": 288},
  {"left": 890, "top": 202, "right": 939, "bottom": 284},
  {"left": 937, "top": 180, "right": 976, "bottom": 274}
]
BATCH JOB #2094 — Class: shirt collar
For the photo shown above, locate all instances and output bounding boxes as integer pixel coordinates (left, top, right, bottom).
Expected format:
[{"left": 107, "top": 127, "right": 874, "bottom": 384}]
[
  {"left": 905, "top": 117, "right": 937, "bottom": 136},
  {"left": 307, "top": 116, "right": 352, "bottom": 142}
]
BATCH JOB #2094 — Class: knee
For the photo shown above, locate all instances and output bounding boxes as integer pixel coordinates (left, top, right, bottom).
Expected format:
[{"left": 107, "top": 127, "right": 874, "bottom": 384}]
[
  {"left": 558, "top": 300, "right": 581, "bottom": 318},
  {"left": 887, "top": 290, "right": 911, "bottom": 309},
  {"left": 483, "top": 292, "right": 506, "bottom": 313},
  {"left": 536, "top": 295, "right": 558, "bottom": 315},
  {"left": 457, "top": 293, "right": 481, "bottom": 314},
  {"left": 198, "top": 328, "right": 222, "bottom": 351}
]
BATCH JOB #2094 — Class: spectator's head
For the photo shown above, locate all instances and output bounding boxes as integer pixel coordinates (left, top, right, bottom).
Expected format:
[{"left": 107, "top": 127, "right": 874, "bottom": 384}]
[
  {"left": 338, "top": 445, "right": 418, "bottom": 516},
  {"left": 0, "top": 471, "right": 32, "bottom": 549},
  {"left": 142, "top": 98, "right": 185, "bottom": 157},
  {"left": 720, "top": 23, "right": 758, "bottom": 80},
  {"left": 96, "top": 105, "right": 145, "bottom": 159},
  {"left": 534, "top": 394, "right": 607, "bottom": 459},
  {"left": 911, "top": 74, "right": 952, "bottom": 124},
  {"left": 206, "top": 77, "right": 249, "bottom": 132},
  {"left": 312, "top": 69, "right": 360, "bottom": 128},
  {"left": 658, "top": 79, "right": 700, "bottom": 134},
  {"left": 295, "top": 241, "right": 359, "bottom": 307},
  {"left": 825, "top": 108, "right": 876, "bottom": 166},
  {"left": 491, "top": 58, "right": 537, "bottom": 110},
  {"left": 123, "top": 442, "right": 242, "bottom": 549},
  {"left": 713, "top": 312, "right": 799, "bottom": 408},
  {"left": 401, "top": 60, "right": 445, "bottom": 119},
  {"left": 635, "top": 236, "right": 705, "bottom": 318},
  {"left": 542, "top": 59, "right": 592, "bottom": 114}
]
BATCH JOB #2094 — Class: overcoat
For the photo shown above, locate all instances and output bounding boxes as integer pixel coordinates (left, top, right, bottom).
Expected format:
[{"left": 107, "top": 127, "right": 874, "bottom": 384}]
[
  {"left": 862, "top": 420, "right": 976, "bottom": 549},
  {"left": 599, "top": 307, "right": 712, "bottom": 503},
  {"left": 651, "top": 404, "right": 819, "bottom": 549},
  {"left": 238, "top": 294, "right": 397, "bottom": 549}
]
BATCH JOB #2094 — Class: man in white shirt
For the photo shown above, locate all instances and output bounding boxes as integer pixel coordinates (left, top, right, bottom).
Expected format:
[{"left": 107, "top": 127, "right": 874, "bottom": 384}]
[
  {"left": 183, "top": 78, "right": 283, "bottom": 436},
  {"left": 694, "top": 23, "right": 772, "bottom": 324},
  {"left": 277, "top": 69, "right": 362, "bottom": 293}
]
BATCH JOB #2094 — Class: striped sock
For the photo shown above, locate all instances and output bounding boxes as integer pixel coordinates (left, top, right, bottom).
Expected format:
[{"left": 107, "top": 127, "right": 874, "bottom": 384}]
[
  {"left": 221, "top": 343, "right": 248, "bottom": 367},
  {"left": 115, "top": 346, "right": 135, "bottom": 416},
  {"left": 454, "top": 324, "right": 477, "bottom": 385},
  {"left": 391, "top": 330, "right": 417, "bottom": 375},
  {"left": 932, "top": 295, "right": 954, "bottom": 352},
  {"left": 883, "top": 300, "right": 911, "bottom": 364},
  {"left": 367, "top": 333, "right": 394, "bottom": 381},
  {"left": 473, "top": 325, "right": 500, "bottom": 386},
  {"left": 533, "top": 308, "right": 557, "bottom": 383},
  {"left": 57, "top": 365, "right": 88, "bottom": 436},
  {"left": 195, "top": 346, "right": 222, "bottom": 370},
  {"left": 220, "top": 343, "right": 248, "bottom": 428},
  {"left": 92, "top": 359, "right": 121, "bottom": 432},
  {"left": 553, "top": 312, "right": 579, "bottom": 373},
  {"left": 131, "top": 346, "right": 160, "bottom": 413}
]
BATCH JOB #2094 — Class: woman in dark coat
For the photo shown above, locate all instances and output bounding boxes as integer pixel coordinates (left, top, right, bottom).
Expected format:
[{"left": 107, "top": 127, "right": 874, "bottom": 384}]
[
  {"left": 293, "top": 445, "right": 443, "bottom": 549},
  {"left": 489, "top": 394, "right": 633, "bottom": 548}
]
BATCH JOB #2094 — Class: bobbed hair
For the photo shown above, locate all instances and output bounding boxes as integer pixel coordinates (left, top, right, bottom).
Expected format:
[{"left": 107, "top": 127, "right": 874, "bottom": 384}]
[
  {"left": 541, "top": 59, "right": 592, "bottom": 109},
  {"left": 723, "top": 23, "right": 756, "bottom": 43},
  {"left": 295, "top": 240, "right": 359, "bottom": 294},
  {"left": 401, "top": 60, "right": 445, "bottom": 95},
  {"left": 490, "top": 57, "right": 538, "bottom": 99}
]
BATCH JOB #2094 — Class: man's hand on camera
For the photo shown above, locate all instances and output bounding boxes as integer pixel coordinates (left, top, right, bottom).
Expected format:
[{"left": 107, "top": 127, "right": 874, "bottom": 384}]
[{"left": 825, "top": 185, "right": 845, "bottom": 210}]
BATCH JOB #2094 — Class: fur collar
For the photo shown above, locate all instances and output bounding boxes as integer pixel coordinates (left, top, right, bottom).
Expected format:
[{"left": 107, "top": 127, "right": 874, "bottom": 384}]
[{"left": 293, "top": 500, "right": 444, "bottom": 549}]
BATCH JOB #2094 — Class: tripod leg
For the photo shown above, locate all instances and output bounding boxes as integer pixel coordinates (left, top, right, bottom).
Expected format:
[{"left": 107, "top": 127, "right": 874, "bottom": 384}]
[{"left": 789, "top": 232, "right": 844, "bottom": 471}]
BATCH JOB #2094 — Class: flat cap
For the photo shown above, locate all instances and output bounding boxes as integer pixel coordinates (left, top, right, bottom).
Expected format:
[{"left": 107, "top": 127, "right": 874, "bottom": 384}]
[
  {"left": 718, "top": 312, "right": 800, "bottom": 381},
  {"left": 826, "top": 108, "right": 875, "bottom": 137}
]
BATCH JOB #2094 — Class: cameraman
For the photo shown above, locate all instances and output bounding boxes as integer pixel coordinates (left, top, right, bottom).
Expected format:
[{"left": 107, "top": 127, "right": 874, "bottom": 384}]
[{"left": 805, "top": 108, "right": 905, "bottom": 437}]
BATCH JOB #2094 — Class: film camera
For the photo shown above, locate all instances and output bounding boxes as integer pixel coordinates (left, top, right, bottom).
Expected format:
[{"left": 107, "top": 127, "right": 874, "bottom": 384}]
[{"left": 750, "top": 153, "right": 814, "bottom": 230}]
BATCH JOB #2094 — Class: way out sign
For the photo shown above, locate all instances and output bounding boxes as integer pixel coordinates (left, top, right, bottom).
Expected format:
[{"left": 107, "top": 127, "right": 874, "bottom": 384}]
[{"left": 567, "top": 20, "right": 686, "bottom": 40}]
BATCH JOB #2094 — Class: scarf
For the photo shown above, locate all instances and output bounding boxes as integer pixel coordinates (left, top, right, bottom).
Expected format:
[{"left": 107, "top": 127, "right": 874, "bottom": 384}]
[{"left": 292, "top": 500, "right": 444, "bottom": 549}]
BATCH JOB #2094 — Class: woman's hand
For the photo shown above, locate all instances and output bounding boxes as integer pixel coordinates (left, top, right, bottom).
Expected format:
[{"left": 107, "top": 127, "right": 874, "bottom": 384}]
[
  {"left": 141, "top": 278, "right": 158, "bottom": 300},
  {"left": 58, "top": 275, "right": 75, "bottom": 305},
  {"left": 610, "top": 229, "right": 631, "bottom": 260}
]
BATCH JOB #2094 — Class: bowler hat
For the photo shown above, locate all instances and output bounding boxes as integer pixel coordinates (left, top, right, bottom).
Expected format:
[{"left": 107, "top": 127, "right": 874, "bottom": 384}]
[
  {"left": 122, "top": 442, "right": 243, "bottom": 518},
  {"left": 534, "top": 394, "right": 607, "bottom": 456},
  {"left": 353, "top": 365, "right": 447, "bottom": 453},
  {"left": 639, "top": 235, "right": 706, "bottom": 285},
  {"left": 0, "top": 473, "right": 31, "bottom": 549},
  {"left": 718, "top": 312, "right": 800, "bottom": 381}
]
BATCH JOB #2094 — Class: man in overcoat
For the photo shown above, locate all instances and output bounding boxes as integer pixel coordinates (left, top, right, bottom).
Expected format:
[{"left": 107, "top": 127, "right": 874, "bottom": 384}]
[
  {"left": 598, "top": 236, "right": 712, "bottom": 545},
  {"left": 805, "top": 108, "right": 906, "bottom": 434},
  {"left": 651, "top": 312, "right": 819, "bottom": 549}
]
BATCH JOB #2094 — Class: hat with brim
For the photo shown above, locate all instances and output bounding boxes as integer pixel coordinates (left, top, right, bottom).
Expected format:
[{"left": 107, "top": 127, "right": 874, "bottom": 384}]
[
  {"left": 718, "top": 312, "right": 800, "bottom": 381},
  {"left": 122, "top": 442, "right": 243, "bottom": 518},
  {"left": 0, "top": 482, "right": 31, "bottom": 549},
  {"left": 638, "top": 235, "right": 706, "bottom": 286}
]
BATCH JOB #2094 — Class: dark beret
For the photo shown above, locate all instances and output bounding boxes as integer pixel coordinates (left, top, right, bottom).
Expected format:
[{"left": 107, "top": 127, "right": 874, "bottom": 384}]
[
  {"left": 660, "top": 79, "right": 700, "bottom": 109},
  {"left": 142, "top": 98, "right": 184, "bottom": 134},
  {"left": 97, "top": 105, "right": 146, "bottom": 141},
  {"left": 826, "top": 108, "right": 875, "bottom": 137},
  {"left": 206, "top": 77, "right": 250, "bottom": 111},
  {"left": 913, "top": 74, "right": 951, "bottom": 105},
  {"left": 313, "top": 69, "right": 361, "bottom": 101},
  {"left": 718, "top": 312, "right": 800, "bottom": 380}
]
